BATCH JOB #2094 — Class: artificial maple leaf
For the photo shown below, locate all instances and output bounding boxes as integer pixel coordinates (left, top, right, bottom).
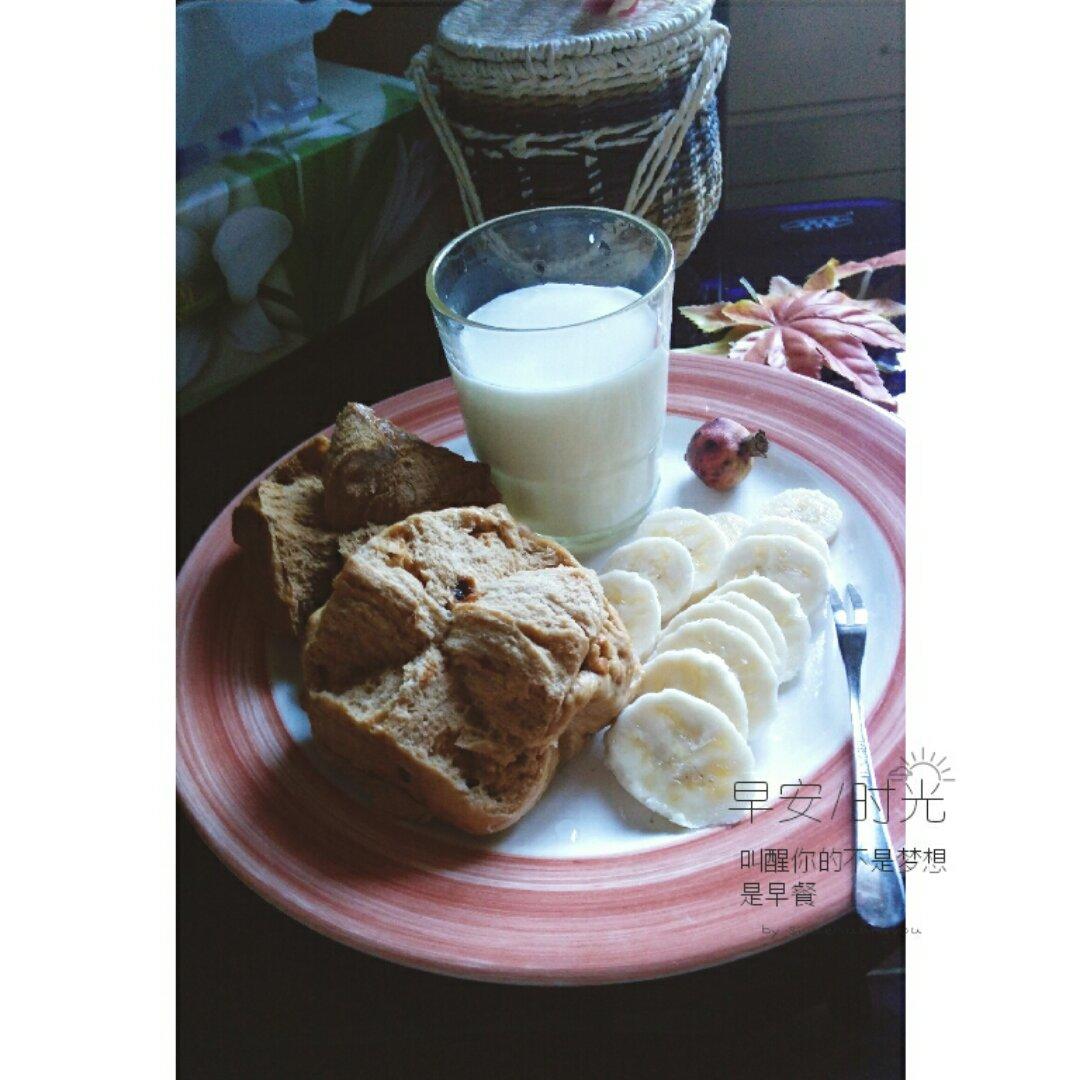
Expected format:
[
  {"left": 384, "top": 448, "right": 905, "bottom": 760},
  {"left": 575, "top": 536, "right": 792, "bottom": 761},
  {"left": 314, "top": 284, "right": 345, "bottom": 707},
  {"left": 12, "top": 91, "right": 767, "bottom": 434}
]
[
  {"left": 679, "top": 250, "right": 906, "bottom": 410},
  {"left": 804, "top": 249, "right": 907, "bottom": 290}
]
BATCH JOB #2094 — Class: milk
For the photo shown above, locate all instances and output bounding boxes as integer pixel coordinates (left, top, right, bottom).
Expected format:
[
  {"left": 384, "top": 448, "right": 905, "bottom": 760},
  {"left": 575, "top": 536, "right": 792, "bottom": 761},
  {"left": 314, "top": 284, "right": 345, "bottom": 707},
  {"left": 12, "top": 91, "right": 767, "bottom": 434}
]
[{"left": 451, "top": 282, "right": 669, "bottom": 542}]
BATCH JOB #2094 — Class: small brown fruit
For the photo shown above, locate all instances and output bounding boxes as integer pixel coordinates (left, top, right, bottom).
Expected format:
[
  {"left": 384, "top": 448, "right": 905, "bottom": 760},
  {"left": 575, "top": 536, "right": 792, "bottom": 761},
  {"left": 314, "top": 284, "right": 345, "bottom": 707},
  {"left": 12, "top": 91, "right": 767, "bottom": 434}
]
[{"left": 685, "top": 417, "right": 769, "bottom": 492}]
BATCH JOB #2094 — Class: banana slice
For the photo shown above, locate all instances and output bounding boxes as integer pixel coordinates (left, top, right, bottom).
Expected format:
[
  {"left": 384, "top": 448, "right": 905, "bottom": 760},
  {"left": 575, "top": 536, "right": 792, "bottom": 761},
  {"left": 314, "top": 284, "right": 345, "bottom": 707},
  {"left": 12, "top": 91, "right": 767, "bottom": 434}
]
[
  {"left": 744, "top": 515, "right": 830, "bottom": 562},
  {"left": 715, "top": 575, "right": 811, "bottom": 679},
  {"left": 637, "top": 647, "right": 749, "bottom": 737},
  {"left": 599, "top": 570, "right": 662, "bottom": 659},
  {"left": 605, "top": 536, "right": 694, "bottom": 622},
  {"left": 637, "top": 507, "right": 727, "bottom": 602},
  {"left": 710, "top": 511, "right": 749, "bottom": 548},
  {"left": 758, "top": 488, "right": 843, "bottom": 543},
  {"left": 662, "top": 598, "right": 782, "bottom": 678},
  {"left": 605, "top": 689, "right": 756, "bottom": 828},
  {"left": 716, "top": 534, "right": 829, "bottom": 614},
  {"left": 698, "top": 591, "right": 791, "bottom": 685},
  {"left": 655, "top": 618, "right": 778, "bottom": 726}
]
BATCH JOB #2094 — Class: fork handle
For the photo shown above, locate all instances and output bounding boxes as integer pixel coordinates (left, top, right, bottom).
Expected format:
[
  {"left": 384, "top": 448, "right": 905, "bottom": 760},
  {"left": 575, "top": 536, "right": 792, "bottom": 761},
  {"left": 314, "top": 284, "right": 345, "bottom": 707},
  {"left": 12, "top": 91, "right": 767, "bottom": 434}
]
[{"left": 847, "top": 669, "right": 906, "bottom": 928}]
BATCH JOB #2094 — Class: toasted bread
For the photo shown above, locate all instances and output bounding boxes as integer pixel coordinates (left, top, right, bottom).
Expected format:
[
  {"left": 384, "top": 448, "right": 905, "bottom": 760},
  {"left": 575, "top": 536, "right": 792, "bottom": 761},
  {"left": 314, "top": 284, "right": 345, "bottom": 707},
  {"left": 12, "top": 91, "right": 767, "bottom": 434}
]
[
  {"left": 303, "top": 504, "right": 574, "bottom": 684},
  {"left": 230, "top": 436, "right": 338, "bottom": 636},
  {"left": 301, "top": 505, "right": 639, "bottom": 833},
  {"left": 232, "top": 405, "right": 503, "bottom": 637},
  {"left": 322, "top": 403, "right": 501, "bottom": 531},
  {"left": 303, "top": 639, "right": 560, "bottom": 834},
  {"left": 445, "top": 566, "right": 625, "bottom": 760}
]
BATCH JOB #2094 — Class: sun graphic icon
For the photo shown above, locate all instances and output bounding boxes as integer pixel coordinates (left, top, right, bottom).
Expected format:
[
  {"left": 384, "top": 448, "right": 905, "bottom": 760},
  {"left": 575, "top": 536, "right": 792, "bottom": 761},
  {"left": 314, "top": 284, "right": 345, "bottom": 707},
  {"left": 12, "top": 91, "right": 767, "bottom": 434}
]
[{"left": 903, "top": 749, "right": 955, "bottom": 796}]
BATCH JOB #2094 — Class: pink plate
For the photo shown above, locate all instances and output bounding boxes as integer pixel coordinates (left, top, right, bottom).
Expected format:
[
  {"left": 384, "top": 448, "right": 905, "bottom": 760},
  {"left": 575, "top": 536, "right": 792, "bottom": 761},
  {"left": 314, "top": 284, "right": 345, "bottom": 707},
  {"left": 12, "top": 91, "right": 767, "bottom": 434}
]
[{"left": 177, "top": 354, "right": 905, "bottom": 985}]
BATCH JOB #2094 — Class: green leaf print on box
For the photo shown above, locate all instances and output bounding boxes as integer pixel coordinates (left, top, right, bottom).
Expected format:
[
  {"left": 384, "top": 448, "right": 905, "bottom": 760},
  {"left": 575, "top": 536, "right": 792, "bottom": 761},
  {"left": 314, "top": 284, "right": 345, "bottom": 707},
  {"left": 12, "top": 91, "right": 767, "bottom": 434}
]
[{"left": 176, "top": 64, "right": 441, "bottom": 413}]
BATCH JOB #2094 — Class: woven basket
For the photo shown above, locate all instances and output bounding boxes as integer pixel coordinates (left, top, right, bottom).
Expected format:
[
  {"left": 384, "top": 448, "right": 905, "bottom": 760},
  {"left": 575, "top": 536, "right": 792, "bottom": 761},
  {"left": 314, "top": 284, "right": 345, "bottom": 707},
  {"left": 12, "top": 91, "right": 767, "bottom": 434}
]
[{"left": 409, "top": 0, "right": 729, "bottom": 264}]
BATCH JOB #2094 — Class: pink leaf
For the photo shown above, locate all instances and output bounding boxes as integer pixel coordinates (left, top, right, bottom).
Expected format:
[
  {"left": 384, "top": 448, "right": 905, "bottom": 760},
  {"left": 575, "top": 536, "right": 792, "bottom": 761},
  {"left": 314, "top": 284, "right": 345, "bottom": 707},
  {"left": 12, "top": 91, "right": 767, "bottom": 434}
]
[
  {"left": 679, "top": 300, "right": 771, "bottom": 333},
  {"left": 717, "top": 299, "right": 775, "bottom": 327},
  {"left": 679, "top": 250, "right": 904, "bottom": 409},
  {"left": 803, "top": 249, "right": 906, "bottom": 290},
  {"left": 766, "top": 275, "right": 802, "bottom": 297},
  {"left": 831, "top": 249, "right": 906, "bottom": 280},
  {"left": 802, "top": 259, "right": 843, "bottom": 291},
  {"left": 775, "top": 328, "right": 827, "bottom": 378},
  {"left": 816, "top": 335, "right": 897, "bottom": 410},
  {"left": 855, "top": 297, "right": 906, "bottom": 319},
  {"left": 728, "top": 326, "right": 786, "bottom": 369},
  {"left": 679, "top": 303, "right": 734, "bottom": 334}
]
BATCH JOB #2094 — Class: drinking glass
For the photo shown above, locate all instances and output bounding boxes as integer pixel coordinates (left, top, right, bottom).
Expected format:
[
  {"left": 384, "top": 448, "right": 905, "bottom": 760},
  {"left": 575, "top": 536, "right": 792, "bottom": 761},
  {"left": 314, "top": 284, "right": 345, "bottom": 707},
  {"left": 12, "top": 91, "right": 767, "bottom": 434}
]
[{"left": 427, "top": 206, "right": 674, "bottom": 552}]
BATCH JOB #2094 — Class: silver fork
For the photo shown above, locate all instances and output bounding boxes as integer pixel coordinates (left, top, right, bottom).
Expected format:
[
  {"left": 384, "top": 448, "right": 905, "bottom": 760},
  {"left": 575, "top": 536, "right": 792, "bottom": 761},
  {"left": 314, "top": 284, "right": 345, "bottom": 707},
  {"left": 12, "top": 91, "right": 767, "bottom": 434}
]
[{"left": 829, "top": 584, "right": 906, "bottom": 929}]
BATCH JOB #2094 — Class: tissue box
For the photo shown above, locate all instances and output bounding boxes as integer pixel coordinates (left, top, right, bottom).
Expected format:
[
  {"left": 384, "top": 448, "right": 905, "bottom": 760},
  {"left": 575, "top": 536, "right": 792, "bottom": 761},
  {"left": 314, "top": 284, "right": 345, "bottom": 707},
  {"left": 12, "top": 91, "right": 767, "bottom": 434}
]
[{"left": 176, "top": 62, "right": 447, "bottom": 413}]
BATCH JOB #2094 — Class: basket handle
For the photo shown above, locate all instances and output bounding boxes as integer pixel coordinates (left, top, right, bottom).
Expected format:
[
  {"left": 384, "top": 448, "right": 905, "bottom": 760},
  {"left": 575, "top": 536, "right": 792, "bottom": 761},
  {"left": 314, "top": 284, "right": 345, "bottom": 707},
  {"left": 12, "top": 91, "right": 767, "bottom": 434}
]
[
  {"left": 624, "top": 22, "right": 730, "bottom": 221},
  {"left": 409, "top": 45, "right": 486, "bottom": 226},
  {"left": 410, "top": 23, "right": 730, "bottom": 231}
]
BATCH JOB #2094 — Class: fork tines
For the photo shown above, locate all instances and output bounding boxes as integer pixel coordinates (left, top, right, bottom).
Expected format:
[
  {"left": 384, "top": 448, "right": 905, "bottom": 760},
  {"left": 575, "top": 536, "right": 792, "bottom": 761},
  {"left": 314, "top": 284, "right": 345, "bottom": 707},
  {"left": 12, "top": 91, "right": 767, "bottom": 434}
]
[
  {"left": 845, "top": 584, "right": 867, "bottom": 626},
  {"left": 829, "top": 586, "right": 846, "bottom": 622},
  {"left": 830, "top": 584, "right": 867, "bottom": 627}
]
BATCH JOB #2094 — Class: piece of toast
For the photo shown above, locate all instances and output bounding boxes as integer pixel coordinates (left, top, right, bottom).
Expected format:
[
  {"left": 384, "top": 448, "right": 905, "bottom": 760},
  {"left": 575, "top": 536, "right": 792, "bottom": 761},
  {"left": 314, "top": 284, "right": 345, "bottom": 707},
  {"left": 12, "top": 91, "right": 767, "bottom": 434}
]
[
  {"left": 322, "top": 403, "right": 501, "bottom": 531},
  {"left": 232, "top": 405, "right": 503, "bottom": 637},
  {"left": 303, "top": 640, "right": 560, "bottom": 834},
  {"left": 337, "top": 524, "right": 384, "bottom": 562},
  {"left": 301, "top": 505, "right": 639, "bottom": 834},
  {"left": 444, "top": 566, "right": 634, "bottom": 761},
  {"left": 230, "top": 436, "right": 338, "bottom": 637},
  {"left": 302, "top": 504, "right": 575, "bottom": 685}
]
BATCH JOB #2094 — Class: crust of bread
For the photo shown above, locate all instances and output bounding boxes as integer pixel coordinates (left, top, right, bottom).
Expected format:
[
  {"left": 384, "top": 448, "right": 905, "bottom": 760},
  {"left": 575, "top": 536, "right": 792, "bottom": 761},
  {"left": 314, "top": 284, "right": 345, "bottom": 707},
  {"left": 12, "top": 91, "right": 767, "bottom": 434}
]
[
  {"left": 305, "top": 504, "right": 574, "bottom": 684},
  {"left": 337, "top": 523, "right": 384, "bottom": 561},
  {"left": 232, "top": 405, "right": 504, "bottom": 638},
  {"left": 302, "top": 631, "right": 559, "bottom": 834},
  {"left": 555, "top": 604, "right": 640, "bottom": 762},
  {"left": 230, "top": 436, "right": 338, "bottom": 636},
  {"left": 445, "top": 566, "right": 611, "bottom": 758},
  {"left": 301, "top": 505, "right": 640, "bottom": 834},
  {"left": 308, "top": 703, "right": 558, "bottom": 835},
  {"left": 323, "top": 403, "right": 501, "bottom": 531}
]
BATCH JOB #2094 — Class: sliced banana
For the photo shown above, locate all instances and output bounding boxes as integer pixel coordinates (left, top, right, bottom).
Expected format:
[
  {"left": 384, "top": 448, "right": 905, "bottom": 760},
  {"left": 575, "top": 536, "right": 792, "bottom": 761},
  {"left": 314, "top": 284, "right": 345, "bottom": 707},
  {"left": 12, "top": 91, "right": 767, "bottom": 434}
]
[
  {"left": 599, "top": 570, "right": 662, "bottom": 659},
  {"left": 715, "top": 575, "right": 811, "bottom": 679},
  {"left": 744, "top": 515, "right": 830, "bottom": 562},
  {"left": 758, "top": 487, "right": 843, "bottom": 543},
  {"left": 716, "top": 534, "right": 829, "bottom": 614},
  {"left": 700, "top": 591, "right": 791, "bottom": 685},
  {"left": 637, "top": 507, "right": 728, "bottom": 602},
  {"left": 636, "top": 647, "right": 749, "bottom": 738},
  {"left": 655, "top": 618, "right": 778, "bottom": 727},
  {"left": 605, "top": 536, "right": 694, "bottom": 623},
  {"left": 605, "top": 688, "right": 756, "bottom": 828},
  {"left": 710, "top": 511, "right": 749, "bottom": 548},
  {"left": 662, "top": 598, "right": 782, "bottom": 679}
]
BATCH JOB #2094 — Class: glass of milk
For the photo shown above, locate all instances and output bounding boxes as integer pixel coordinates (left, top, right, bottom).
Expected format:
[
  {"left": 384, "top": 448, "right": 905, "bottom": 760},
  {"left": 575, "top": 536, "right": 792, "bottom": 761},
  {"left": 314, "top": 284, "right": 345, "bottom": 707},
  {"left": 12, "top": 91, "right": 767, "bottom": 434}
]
[{"left": 427, "top": 206, "right": 674, "bottom": 552}]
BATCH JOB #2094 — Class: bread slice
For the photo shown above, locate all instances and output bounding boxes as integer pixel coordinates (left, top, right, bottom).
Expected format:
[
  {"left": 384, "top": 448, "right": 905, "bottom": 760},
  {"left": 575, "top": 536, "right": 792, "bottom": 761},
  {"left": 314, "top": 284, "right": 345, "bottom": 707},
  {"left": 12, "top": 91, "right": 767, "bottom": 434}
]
[
  {"left": 303, "top": 637, "right": 559, "bottom": 834},
  {"left": 303, "top": 504, "right": 574, "bottom": 685},
  {"left": 232, "top": 404, "right": 504, "bottom": 638},
  {"left": 322, "top": 403, "right": 501, "bottom": 531},
  {"left": 230, "top": 436, "right": 338, "bottom": 636},
  {"left": 444, "top": 566, "right": 630, "bottom": 760},
  {"left": 337, "top": 523, "right": 384, "bottom": 562},
  {"left": 301, "top": 505, "right": 640, "bottom": 833}
]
